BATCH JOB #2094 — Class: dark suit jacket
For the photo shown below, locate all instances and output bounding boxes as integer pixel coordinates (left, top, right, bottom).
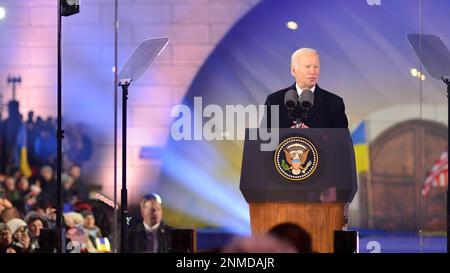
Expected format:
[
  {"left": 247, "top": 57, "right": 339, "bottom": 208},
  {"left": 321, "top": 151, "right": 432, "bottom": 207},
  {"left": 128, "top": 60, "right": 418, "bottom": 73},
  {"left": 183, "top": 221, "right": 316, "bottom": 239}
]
[
  {"left": 127, "top": 220, "right": 173, "bottom": 253},
  {"left": 263, "top": 84, "right": 348, "bottom": 128}
]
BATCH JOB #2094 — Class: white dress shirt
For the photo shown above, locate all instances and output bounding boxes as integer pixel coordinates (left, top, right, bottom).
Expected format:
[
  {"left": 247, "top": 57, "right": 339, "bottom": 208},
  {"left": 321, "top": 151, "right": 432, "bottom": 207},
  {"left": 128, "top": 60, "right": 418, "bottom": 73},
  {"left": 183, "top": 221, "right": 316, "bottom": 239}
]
[{"left": 295, "top": 83, "right": 316, "bottom": 97}]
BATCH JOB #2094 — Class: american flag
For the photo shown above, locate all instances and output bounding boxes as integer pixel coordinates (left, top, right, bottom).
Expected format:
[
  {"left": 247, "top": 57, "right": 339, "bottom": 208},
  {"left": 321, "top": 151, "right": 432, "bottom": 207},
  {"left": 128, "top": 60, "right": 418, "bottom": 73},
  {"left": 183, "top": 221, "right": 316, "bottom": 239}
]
[{"left": 421, "top": 149, "right": 448, "bottom": 197}]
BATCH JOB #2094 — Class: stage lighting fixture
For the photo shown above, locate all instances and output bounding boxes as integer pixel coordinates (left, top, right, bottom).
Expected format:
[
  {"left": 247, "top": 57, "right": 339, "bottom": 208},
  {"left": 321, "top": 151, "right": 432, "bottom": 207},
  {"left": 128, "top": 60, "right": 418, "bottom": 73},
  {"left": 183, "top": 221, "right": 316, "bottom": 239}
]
[
  {"left": 286, "top": 21, "right": 298, "bottom": 30},
  {"left": 61, "top": 0, "right": 80, "bottom": 17},
  {"left": 0, "top": 7, "right": 6, "bottom": 20}
]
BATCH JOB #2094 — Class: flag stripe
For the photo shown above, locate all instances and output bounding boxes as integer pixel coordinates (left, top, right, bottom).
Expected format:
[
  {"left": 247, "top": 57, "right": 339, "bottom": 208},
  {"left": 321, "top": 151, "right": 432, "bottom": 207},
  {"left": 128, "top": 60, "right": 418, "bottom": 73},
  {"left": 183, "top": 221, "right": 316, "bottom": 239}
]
[{"left": 422, "top": 149, "right": 448, "bottom": 197}]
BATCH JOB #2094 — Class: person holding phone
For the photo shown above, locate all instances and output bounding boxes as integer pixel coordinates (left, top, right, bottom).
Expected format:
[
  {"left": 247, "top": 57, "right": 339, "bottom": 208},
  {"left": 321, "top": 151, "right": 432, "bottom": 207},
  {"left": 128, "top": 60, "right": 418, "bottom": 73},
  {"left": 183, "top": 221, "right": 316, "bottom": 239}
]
[{"left": 7, "top": 218, "right": 31, "bottom": 253}]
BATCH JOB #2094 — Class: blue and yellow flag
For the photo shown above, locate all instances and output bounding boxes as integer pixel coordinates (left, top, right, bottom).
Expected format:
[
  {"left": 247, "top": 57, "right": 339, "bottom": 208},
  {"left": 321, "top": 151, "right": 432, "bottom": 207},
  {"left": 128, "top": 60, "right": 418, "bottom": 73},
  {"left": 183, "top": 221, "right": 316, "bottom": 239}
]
[
  {"left": 15, "top": 123, "right": 32, "bottom": 177},
  {"left": 351, "top": 121, "right": 370, "bottom": 173},
  {"left": 95, "top": 237, "right": 111, "bottom": 252}
]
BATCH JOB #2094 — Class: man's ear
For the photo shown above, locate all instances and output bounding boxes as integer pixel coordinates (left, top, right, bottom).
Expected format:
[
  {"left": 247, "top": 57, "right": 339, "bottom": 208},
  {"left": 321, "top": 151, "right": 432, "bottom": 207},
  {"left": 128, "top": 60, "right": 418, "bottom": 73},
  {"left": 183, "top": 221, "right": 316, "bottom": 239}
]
[{"left": 290, "top": 65, "right": 296, "bottom": 77}]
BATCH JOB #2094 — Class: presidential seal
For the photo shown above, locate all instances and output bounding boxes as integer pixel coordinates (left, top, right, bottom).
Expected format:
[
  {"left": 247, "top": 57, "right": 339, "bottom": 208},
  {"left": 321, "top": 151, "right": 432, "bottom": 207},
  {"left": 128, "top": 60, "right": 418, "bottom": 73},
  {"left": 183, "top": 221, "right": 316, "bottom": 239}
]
[{"left": 274, "top": 137, "right": 318, "bottom": 181}]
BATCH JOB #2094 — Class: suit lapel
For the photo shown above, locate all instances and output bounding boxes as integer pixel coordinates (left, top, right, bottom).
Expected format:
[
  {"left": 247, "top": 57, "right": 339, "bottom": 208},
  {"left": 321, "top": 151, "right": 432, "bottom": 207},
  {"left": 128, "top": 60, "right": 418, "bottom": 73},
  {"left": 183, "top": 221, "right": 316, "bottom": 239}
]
[{"left": 307, "top": 85, "right": 325, "bottom": 122}]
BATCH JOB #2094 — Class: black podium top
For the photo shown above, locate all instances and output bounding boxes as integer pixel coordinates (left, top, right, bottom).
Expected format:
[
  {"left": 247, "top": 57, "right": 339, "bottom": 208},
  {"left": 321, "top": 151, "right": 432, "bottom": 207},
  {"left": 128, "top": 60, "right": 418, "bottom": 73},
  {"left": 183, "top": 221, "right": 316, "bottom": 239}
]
[{"left": 239, "top": 128, "right": 358, "bottom": 203}]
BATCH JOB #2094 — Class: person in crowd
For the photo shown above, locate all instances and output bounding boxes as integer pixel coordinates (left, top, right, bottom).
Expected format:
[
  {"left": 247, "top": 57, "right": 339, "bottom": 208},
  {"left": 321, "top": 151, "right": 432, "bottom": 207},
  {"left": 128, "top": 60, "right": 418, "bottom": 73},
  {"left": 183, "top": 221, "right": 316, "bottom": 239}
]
[
  {"left": 81, "top": 209, "right": 105, "bottom": 252},
  {"left": 17, "top": 177, "right": 30, "bottom": 197},
  {"left": 16, "top": 176, "right": 30, "bottom": 213},
  {"left": 268, "top": 222, "right": 312, "bottom": 253},
  {"left": 0, "top": 173, "right": 6, "bottom": 186},
  {"left": 1, "top": 207, "right": 22, "bottom": 224},
  {"left": 25, "top": 211, "right": 48, "bottom": 251},
  {"left": 23, "top": 179, "right": 42, "bottom": 209},
  {"left": 26, "top": 111, "right": 38, "bottom": 169},
  {"left": 37, "top": 166, "right": 56, "bottom": 206},
  {"left": 7, "top": 218, "right": 31, "bottom": 253},
  {"left": 220, "top": 234, "right": 297, "bottom": 253},
  {"left": 4, "top": 176, "right": 21, "bottom": 209},
  {"left": 0, "top": 223, "right": 15, "bottom": 253},
  {"left": 62, "top": 172, "right": 87, "bottom": 204},
  {"left": 0, "top": 198, "right": 13, "bottom": 216}
]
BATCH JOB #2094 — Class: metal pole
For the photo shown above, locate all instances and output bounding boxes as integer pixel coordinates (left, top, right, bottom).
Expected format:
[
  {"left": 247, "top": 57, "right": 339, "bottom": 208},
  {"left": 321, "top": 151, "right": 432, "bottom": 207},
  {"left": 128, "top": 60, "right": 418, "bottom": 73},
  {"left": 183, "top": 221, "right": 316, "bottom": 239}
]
[
  {"left": 418, "top": 0, "right": 423, "bottom": 253},
  {"left": 56, "top": 0, "right": 64, "bottom": 253},
  {"left": 120, "top": 83, "right": 129, "bottom": 253},
  {"left": 113, "top": 0, "right": 119, "bottom": 253}
]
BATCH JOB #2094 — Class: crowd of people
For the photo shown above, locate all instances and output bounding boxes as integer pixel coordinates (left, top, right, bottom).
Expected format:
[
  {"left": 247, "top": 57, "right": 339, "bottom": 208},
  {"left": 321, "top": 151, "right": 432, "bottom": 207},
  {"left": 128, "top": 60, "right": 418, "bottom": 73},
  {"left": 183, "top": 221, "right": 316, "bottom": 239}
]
[
  {"left": 0, "top": 100, "right": 93, "bottom": 175},
  {"left": 0, "top": 100, "right": 110, "bottom": 253},
  {"left": 0, "top": 164, "right": 115, "bottom": 253}
]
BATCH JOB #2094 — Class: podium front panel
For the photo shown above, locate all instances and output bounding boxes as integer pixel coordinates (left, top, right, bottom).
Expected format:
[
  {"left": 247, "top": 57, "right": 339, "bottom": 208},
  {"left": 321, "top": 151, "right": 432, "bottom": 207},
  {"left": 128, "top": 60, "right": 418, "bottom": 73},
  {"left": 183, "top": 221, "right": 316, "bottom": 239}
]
[{"left": 239, "top": 128, "right": 358, "bottom": 203}]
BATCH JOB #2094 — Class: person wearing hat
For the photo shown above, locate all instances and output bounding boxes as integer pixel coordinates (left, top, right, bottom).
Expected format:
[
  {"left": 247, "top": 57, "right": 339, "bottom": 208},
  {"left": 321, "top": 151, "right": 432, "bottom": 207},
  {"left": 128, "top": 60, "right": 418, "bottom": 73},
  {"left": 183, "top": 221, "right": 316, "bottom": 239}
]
[
  {"left": 0, "top": 222, "right": 15, "bottom": 253},
  {"left": 128, "top": 193, "right": 173, "bottom": 253},
  {"left": 63, "top": 211, "right": 84, "bottom": 228},
  {"left": 7, "top": 218, "right": 31, "bottom": 253}
]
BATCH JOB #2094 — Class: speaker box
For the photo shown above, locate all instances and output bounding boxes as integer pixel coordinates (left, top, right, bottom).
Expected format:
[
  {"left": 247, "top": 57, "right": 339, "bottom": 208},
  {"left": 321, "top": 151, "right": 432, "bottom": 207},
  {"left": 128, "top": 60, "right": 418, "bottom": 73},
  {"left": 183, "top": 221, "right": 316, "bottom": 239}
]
[
  {"left": 334, "top": 230, "right": 359, "bottom": 253},
  {"left": 37, "top": 228, "right": 60, "bottom": 253},
  {"left": 170, "top": 229, "right": 196, "bottom": 253}
]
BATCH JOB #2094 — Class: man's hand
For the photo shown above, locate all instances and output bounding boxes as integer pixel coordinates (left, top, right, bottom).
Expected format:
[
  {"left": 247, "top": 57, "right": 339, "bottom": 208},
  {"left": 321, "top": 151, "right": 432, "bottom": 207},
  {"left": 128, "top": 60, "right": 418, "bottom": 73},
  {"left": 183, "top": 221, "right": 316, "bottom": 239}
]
[
  {"left": 19, "top": 232, "right": 30, "bottom": 250},
  {"left": 290, "top": 123, "right": 309, "bottom": 128},
  {"left": 45, "top": 207, "right": 57, "bottom": 221}
]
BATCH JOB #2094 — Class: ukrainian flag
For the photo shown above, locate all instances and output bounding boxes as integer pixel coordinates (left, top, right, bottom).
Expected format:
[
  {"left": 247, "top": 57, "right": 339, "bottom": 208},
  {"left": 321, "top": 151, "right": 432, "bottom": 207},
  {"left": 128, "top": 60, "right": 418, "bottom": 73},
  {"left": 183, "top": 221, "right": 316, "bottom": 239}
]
[
  {"left": 15, "top": 123, "right": 32, "bottom": 177},
  {"left": 95, "top": 237, "right": 111, "bottom": 252},
  {"left": 351, "top": 121, "right": 370, "bottom": 173}
]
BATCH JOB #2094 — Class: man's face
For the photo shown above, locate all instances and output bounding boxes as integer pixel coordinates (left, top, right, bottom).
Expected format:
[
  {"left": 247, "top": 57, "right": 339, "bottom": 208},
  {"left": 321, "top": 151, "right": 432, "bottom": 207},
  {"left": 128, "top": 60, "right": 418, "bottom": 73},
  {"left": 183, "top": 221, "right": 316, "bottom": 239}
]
[
  {"left": 28, "top": 219, "right": 44, "bottom": 237},
  {"left": 84, "top": 215, "right": 96, "bottom": 229},
  {"left": 291, "top": 52, "right": 320, "bottom": 89},
  {"left": 41, "top": 167, "right": 54, "bottom": 182},
  {"left": 69, "top": 167, "right": 81, "bottom": 179},
  {"left": 4, "top": 177, "right": 15, "bottom": 191},
  {"left": 0, "top": 229, "right": 12, "bottom": 246},
  {"left": 141, "top": 200, "right": 162, "bottom": 226},
  {"left": 13, "top": 226, "right": 27, "bottom": 241},
  {"left": 18, "top": 178, "right": 29, "bottom": 191}
]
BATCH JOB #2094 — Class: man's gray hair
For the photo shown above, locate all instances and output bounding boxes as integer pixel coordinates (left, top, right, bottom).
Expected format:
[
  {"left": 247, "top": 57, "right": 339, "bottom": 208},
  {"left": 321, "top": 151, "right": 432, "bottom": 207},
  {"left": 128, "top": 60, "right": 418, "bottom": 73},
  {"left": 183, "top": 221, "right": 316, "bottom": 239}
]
[{"left": 291, "top": 48, "right": 318, "bottom": 66}]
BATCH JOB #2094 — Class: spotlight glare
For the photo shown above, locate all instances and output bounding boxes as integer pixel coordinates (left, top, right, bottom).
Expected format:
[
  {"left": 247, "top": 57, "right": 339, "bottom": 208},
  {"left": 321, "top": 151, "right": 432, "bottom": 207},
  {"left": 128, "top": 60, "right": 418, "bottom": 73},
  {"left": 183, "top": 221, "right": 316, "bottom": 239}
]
[
  {"left": 410, "top": 68, "right": 418, "bottom": 77},
  {"left": 420, "top": 74, "right": 426, "bottom": 81},
  {"left": 286, "top": 21, "right": 298, "bottom": 30},
  {"left": 0, "top": 7, "right": 6, "bottom": 20}
]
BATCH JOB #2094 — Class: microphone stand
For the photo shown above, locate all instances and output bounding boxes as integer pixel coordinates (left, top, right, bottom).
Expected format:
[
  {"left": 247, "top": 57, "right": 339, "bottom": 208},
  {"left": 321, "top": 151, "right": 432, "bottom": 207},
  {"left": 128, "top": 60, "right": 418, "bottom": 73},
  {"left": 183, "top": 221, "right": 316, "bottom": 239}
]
[
  {"left": 287, "top": 106, "right": 296, "bottom": 127},
  {"left": 442, "top": 76, "right": 449, "bottom": 98},
  {"left": 118, "top": 78, "right": 130, "bottom": 253},
  {"left": 296, "top": 105, "right": 310, "bottom": 128}
]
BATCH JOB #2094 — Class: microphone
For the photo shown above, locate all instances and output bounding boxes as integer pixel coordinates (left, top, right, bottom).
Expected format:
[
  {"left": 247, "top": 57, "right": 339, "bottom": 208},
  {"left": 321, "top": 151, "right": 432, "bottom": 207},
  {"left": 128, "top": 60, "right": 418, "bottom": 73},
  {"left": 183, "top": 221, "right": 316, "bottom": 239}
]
[
  {"left": 284, "top": 89, "right": 298, "bottom": 122},
  {"left": 299, "top": 89, "right": 314, "bottom": 111},
  {"left": 298, "top": 89, "right": 314, "bottom": 126}
]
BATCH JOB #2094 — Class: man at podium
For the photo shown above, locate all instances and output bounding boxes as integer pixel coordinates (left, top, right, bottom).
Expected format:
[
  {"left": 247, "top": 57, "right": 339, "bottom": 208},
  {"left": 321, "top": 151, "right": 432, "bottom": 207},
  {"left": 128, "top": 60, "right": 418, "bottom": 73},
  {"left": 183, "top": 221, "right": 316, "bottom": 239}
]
[{"left": 263, "top": 48, "right": 349, "bottom": 129}]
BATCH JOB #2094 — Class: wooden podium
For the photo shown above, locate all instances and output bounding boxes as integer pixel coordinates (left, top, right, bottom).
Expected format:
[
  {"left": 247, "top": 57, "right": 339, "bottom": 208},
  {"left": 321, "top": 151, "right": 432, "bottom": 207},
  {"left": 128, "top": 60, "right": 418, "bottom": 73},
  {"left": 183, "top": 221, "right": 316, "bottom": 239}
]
[{"left": 240, "top": 128, "right": 357, "bottom": 253}]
